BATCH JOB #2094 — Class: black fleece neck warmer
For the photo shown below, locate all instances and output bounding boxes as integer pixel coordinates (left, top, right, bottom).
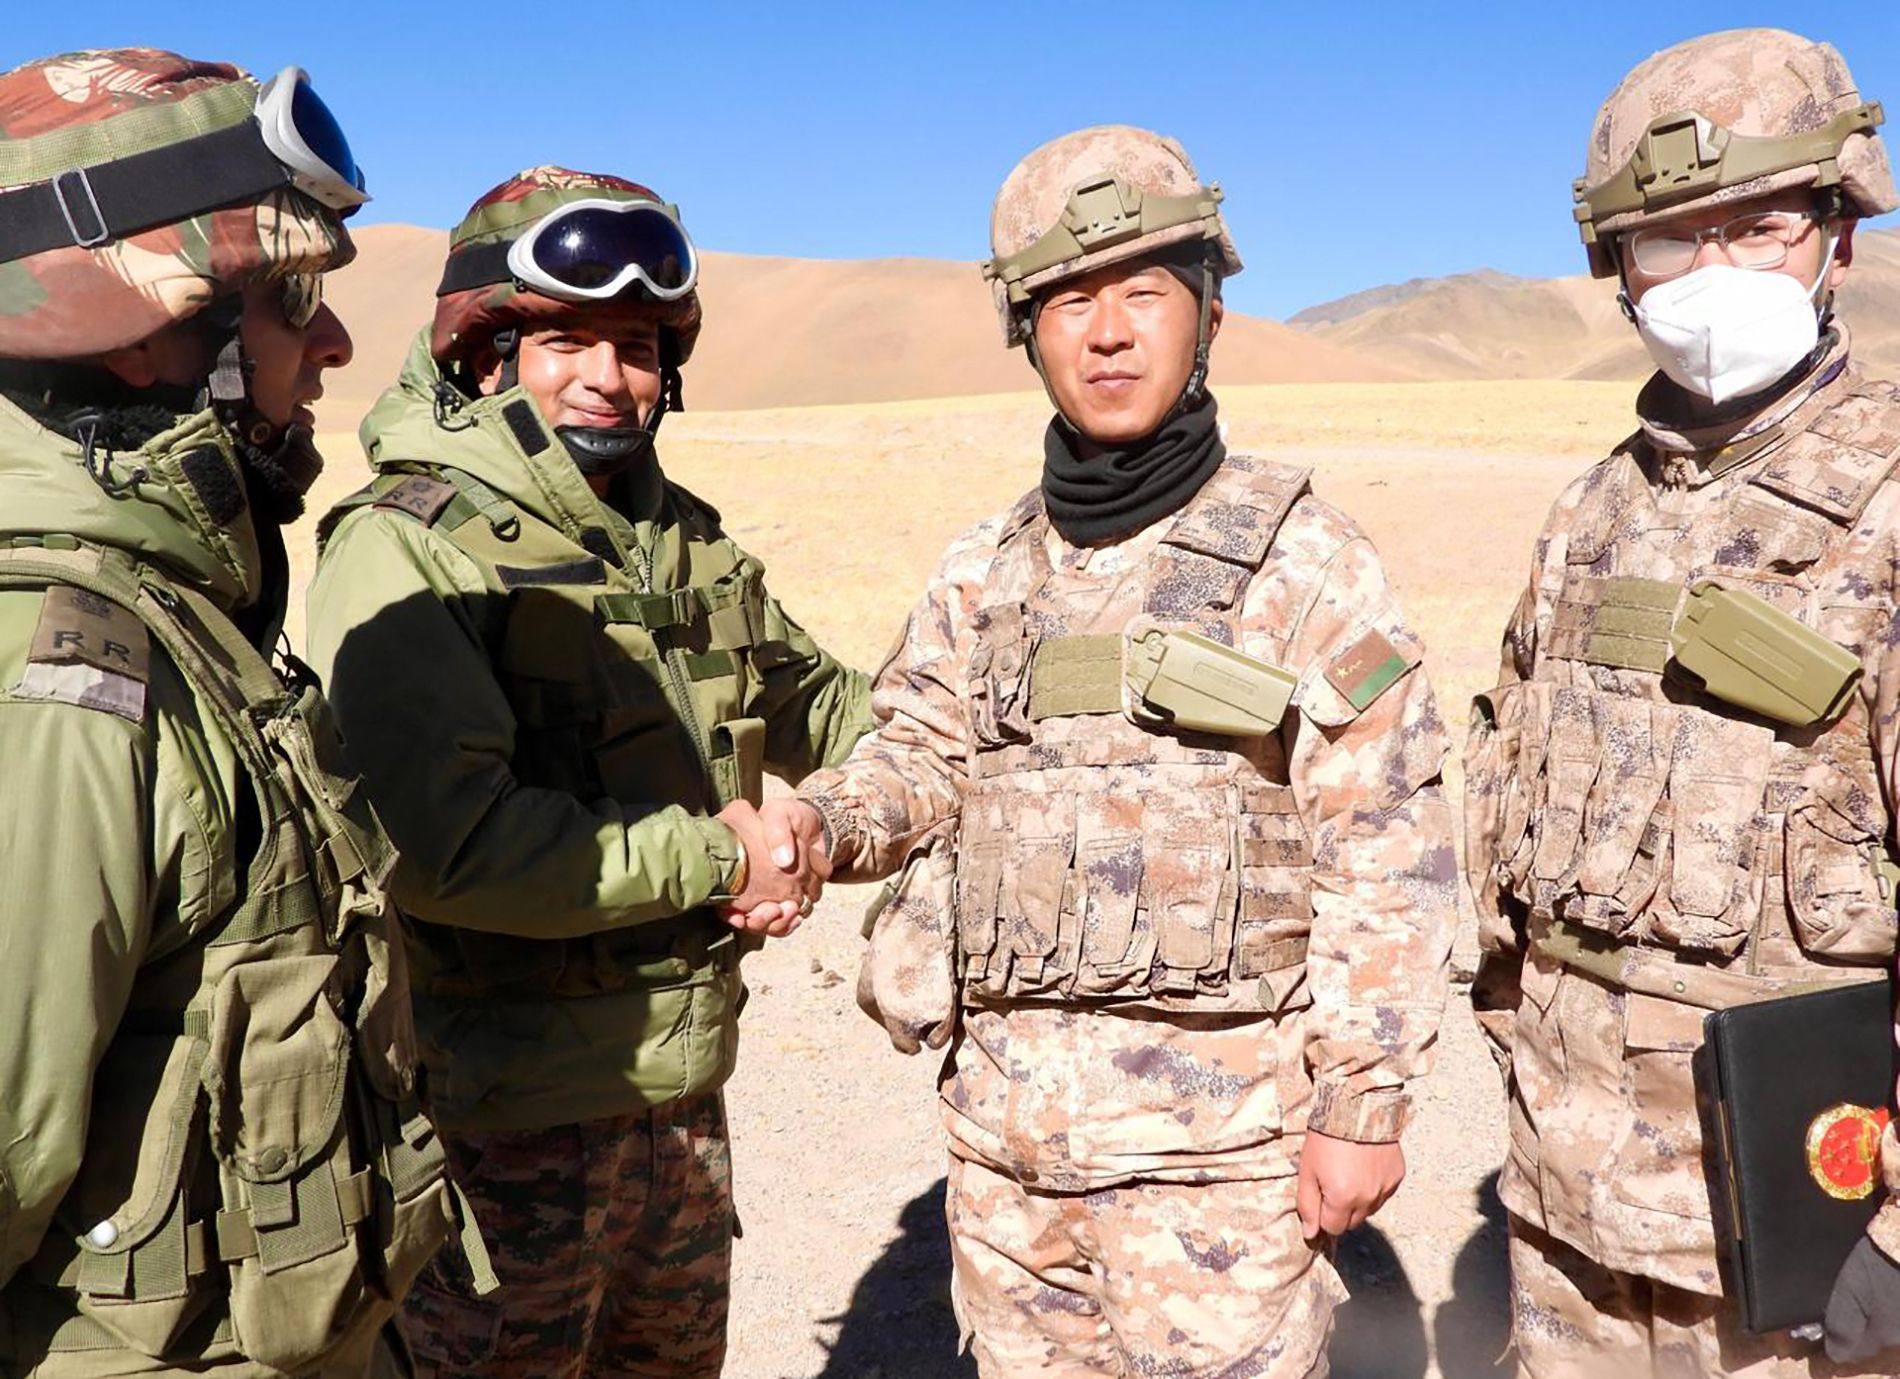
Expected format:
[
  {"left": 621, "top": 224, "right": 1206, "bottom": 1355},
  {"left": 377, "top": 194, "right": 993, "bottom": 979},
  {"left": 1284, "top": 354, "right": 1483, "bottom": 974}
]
[{"left": 1041, "top": 389, "right": 1224, "bottom": 547}]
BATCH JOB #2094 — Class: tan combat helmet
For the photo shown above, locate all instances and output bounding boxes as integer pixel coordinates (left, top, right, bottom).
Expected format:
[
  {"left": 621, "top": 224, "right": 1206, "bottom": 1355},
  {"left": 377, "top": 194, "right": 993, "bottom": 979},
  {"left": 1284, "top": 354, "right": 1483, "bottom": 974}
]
[
  {"left": 1574, "top": 28, "right": 1897, "bottom": 278},
  {"left": 983, "top": 125, "right": 1242, "bottom": 401}
]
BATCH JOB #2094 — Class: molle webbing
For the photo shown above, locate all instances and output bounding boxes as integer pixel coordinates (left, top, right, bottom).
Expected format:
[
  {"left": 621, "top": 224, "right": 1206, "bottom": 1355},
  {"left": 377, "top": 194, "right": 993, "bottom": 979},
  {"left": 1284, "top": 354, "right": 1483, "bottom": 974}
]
[
  {"left": 1028, "top": 634, "right": 1122, "bottom": 719},
  {"left": 596, "top": 574, "right": 761, "bottom": 648},
  {"left": 1548, "top": 576, "right": 1680, "bottom": 672}
]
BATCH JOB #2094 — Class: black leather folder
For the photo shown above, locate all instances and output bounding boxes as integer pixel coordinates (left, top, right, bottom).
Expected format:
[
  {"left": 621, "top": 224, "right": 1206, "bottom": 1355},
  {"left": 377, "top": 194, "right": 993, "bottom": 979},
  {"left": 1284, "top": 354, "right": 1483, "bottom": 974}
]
[{"left": 1701, "top": 977, "right": 1896, "bottom": 1332}]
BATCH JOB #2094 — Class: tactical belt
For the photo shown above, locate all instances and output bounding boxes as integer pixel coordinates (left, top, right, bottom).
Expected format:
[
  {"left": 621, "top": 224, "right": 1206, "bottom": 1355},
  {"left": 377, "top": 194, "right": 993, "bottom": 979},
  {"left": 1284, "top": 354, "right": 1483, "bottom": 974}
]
[
  {"left": 1530, "top": 916, "right": 1885, "bottom": 1011},
  {"left": 1028, "top": 629, "right": 1295, "bottom": 737},
  {"left": 1553, "top": 575, "right": 1861, "bottom": 727}
]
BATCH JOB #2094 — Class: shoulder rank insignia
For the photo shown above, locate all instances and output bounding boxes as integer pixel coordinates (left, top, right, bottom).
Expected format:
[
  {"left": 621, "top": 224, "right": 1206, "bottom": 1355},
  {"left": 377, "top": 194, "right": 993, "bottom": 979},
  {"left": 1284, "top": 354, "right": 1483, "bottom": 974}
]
[
  {"left": 11, "top": 586, "right": 150, "bottom": 721},
  {"left": 1325, "top": 628, "right": 1413, "bottom": 712},
  {"left": 1806, "top": 1102, "right": 1890, "bottom": 1201},
  {"left": 372, "top": 475, "right": 457, "bottom": 526}
]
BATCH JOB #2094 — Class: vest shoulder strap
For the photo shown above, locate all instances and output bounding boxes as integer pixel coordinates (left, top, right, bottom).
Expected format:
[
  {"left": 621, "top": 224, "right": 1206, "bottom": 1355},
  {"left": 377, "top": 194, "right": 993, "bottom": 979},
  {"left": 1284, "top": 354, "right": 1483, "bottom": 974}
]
[
  {"left": 318, "top": 466, "right": 516, "bottom": 556},
  {"left": 1751, "top": 379, "right": 1900, "bottom": 526},
  {"left": 663, "top": 478, "right": 723, "bottom": 531},
  {"left": 1159, "top": 455, "right": 1311, "bottom": 571}
]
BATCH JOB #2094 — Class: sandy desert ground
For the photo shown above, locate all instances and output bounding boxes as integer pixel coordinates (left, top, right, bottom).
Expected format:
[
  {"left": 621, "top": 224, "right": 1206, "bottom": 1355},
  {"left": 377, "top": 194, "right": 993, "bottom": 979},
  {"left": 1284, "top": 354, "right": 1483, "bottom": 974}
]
[{"left": 293, "top": 376, "right": 1637, "bottom": 1378}]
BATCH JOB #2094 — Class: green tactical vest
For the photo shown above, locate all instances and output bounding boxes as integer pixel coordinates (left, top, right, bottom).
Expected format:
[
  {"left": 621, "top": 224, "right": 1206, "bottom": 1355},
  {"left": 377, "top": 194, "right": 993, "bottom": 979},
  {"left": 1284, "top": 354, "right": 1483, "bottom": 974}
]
[
  {"left": 0, "top": 539, "right": 487, "bottom": 1375},
  {"left": 321, "top": 384, "right": 779, "bottom": 1121}
]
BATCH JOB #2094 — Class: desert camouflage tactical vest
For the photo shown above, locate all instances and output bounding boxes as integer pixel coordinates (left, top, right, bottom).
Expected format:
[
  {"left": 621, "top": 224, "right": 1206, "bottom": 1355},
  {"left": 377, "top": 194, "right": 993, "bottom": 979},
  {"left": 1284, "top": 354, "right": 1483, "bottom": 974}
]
[
  {"left": 955, "top": 455, "right": 1319, "bottom": 1015},
  {"left": 0, "top": 540, "right": 479, "bottom": 1374},
  {"left": 1466, "top": 377, "right": 1900, "bottom": 991},
  {"left": 323, "top": 426, "right": 775, "bottom": 1010}
]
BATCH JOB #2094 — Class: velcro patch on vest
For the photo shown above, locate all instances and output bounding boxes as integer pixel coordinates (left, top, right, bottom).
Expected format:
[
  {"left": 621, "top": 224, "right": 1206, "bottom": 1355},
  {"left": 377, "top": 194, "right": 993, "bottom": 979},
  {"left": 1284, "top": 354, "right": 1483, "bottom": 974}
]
[
  {"left": 496, "top": 557, "right": 606, "bottom": 589},
  {"left": 11, "top": 586, "right": 149, "bottom": 721},
  {"left": 1325, "top": 628, "right": 1411, "bottom": 712},
  {"left": 372, "top": 476, "right": 458, "bottom": 526}
]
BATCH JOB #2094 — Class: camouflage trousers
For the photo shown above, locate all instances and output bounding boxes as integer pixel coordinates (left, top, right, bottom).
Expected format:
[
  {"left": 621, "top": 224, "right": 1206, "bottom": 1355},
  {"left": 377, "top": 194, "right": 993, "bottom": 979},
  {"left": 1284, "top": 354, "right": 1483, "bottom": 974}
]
[
  {"left": 1509, "top": 1214, "right": 1900, "bottom": 1377},
  {"left": 947, "top": 1154, "right": 1345, "bottom": 1378},
  {"left": 399, "top": 1094, "right": 733, "bottom": 1379}
]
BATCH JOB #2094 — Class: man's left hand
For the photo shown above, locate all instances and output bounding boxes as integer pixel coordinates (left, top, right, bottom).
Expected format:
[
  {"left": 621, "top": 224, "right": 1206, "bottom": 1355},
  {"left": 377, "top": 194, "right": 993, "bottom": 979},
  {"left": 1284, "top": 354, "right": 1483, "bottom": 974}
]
[{"left": 1296, "top": 1132, "right": 1405, "bottom": 1240}]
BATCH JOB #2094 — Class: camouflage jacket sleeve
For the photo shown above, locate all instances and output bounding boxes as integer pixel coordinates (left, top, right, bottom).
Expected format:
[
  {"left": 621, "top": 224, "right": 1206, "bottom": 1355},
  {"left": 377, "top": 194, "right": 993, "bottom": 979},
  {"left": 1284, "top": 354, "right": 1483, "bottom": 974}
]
[
  {"left": 797, "top": 518, "right": 1003, "bottom": 880},
  {"left": 1466, "top": 490, "right": 1567, "bottom": 1083},
  {"left": 0, "top": 591, "right": 219, "bottom": 1286},
  {"left": 745, "top": 581, "right": 874, "bottom": 783},
  {"left": 1276, "top": 509, "right": 1455, "bottom": 1144},
  {"left": 306, "top": 512, "right": 741, "bottom": 938}
]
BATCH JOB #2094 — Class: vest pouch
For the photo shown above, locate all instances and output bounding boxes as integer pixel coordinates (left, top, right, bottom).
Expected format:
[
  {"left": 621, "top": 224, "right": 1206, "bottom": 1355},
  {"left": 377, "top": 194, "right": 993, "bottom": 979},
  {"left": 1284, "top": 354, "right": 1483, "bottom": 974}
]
[
  {"left": 201, "top": 953, "right": 370, "bottom": 1371},
  {"left": 55, "top": 1029, "right": 212, "bottom": 1358},
  {"left": 1652, "top": 709, "right": 1775, "bottom": 955},
  {"left": 1606, "top": 992, "right": 1715, "bottom": 1224},
  {"left": 968, "top": 604, "right": 1033, "bottom": 749},
  {"left": 994, "top": 799, "right": 1078, "bottom": 997},
  {"left": 263, "top": 688, "right": 398, "bottom": 942},
  {"left": 1785, "top": 772, "right": 1900, "bottom": 959},
  {"left": 1234, "top": 783, "right": 1314, "bottom": 976},
  {"left": 1143, "top": 792, "right": 1236, "bottom": 996},
  {"left": 500, "top": 588, "right": 603, "bottom": 794},
  {"left": 709, "top": 716, "right": 766, "bottom": 809},
  {"left": 360, "top": 1094, "right": 461, "bottom": 1307},
  {"left": 955, "top": 806, "right": 1008, "bottom": 995},
  {"left": 1074, "top": 826, "right": 1148, "bottom": 995},
  {"left": 857, "top": 822, "right": 959, "bottom": 1054},
  {"left": 1528, "top": 688, "right": 1601, "bottom": 906},
  {"left": 1565, "top": 696, "right": 1673, "bottom": 935}
]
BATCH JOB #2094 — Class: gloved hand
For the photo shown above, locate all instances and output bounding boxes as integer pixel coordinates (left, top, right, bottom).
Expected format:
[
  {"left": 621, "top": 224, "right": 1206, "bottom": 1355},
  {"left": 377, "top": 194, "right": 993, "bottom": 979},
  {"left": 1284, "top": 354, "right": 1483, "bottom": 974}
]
[{"left": 1825, "top": 1236, "right": 1900, "bottom": 1363}]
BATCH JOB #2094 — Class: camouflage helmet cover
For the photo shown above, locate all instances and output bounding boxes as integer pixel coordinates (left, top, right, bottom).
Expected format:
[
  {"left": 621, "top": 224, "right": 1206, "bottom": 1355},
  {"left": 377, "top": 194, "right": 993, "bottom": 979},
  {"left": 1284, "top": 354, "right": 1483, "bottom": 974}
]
[
  {"left": 1576, "top": 28, "right": 1897, "bottom": 277},
  {"left": 0, "top": 49, "right": 354, "bottom": 359},
  {"left": 431, "top": 166, "right": 704, "bottom": 366},
  {"left": 985, "top": 124, "right": 1243, "bottom": 347}
]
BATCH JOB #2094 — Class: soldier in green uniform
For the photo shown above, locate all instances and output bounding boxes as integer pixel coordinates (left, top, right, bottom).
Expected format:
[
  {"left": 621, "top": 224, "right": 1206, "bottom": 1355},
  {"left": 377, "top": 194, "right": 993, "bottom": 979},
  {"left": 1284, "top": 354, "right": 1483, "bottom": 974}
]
[
  {"left": 0, "top": 48, "right": 479, "bottom": 1377},
  {"left": 305, "top": 166, "right": 872, "bottom": 1377}
]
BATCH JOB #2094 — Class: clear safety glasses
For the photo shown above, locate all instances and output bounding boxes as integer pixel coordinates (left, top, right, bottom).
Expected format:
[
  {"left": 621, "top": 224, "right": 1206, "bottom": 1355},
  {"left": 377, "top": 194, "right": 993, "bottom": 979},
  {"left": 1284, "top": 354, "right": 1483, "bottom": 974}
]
[{"left": 1628, "top": 211, "right": 1819, "bottom": 278}]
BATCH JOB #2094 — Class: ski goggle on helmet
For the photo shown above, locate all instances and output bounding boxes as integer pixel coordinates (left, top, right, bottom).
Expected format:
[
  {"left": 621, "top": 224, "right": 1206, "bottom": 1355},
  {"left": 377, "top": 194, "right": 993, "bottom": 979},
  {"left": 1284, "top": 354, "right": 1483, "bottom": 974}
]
[
  {"left": 437, "top": 197, "right": 698, "bottom": 304},
  {"left": 0, "top": 65, "right": 365, "bottom": 269}
]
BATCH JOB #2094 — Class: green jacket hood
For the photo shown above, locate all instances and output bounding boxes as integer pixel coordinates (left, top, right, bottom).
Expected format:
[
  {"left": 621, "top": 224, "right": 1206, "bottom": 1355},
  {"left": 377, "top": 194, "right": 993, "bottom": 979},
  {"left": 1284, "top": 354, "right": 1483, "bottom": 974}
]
[
  {"left": 359, "top": 330, "right": 624, "bottom": 536},
  {"left": 0, "top": 393, "right": 268, "bottom": 610}
]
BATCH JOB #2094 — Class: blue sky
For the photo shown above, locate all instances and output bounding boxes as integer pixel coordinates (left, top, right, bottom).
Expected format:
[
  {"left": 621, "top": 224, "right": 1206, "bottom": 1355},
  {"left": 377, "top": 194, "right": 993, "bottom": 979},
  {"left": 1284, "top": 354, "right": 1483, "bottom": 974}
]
[{"left": 8, "top": 3, "right": 1897, "bottom": 319}]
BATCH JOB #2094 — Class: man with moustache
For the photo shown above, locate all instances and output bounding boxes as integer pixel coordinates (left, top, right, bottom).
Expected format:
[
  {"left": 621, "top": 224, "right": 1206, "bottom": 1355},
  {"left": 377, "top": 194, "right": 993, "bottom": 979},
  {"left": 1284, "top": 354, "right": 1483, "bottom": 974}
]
[
  {"left": 775, "top": 125, "right": 1457, "bottom": 1376},
  {"left": 306, "top": 167, "right": 871, "bottom": 1377}
]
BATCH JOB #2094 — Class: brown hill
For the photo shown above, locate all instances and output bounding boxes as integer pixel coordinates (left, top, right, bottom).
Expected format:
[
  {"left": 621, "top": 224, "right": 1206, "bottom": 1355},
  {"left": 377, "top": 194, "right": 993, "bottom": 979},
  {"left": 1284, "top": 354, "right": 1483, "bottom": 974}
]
[
  {"left": 315, "top": 224, "right": 1405, "bottom": 431},
  {"left": 1290, "top": 226, "right": 1900, "bottom": 382}
]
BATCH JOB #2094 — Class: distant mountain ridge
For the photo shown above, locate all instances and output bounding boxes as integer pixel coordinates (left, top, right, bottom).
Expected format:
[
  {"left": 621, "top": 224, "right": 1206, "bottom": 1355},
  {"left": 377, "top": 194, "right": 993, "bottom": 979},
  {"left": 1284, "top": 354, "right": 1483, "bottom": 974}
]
[{"left": 1287, "top": 227, "right": 1900, "bottom": 381}]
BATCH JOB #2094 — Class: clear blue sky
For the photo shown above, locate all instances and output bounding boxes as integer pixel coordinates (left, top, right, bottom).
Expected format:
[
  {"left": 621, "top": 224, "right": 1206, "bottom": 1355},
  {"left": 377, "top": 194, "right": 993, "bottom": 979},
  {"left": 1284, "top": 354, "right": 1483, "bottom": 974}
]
[{"left": 8, "top": 3, "right": 1897, "bottom": 319}]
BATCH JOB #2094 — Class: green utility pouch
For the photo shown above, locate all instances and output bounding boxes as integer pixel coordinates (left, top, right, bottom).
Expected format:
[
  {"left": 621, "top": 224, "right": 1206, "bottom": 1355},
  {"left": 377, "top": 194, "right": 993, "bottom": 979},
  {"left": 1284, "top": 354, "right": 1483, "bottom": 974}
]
[
  {"left": 1669, "top": 581, "right": 1861, "bottom": 728},
  {"left": 1125, "top": 629, "right": 1295, "bottom": 737}
]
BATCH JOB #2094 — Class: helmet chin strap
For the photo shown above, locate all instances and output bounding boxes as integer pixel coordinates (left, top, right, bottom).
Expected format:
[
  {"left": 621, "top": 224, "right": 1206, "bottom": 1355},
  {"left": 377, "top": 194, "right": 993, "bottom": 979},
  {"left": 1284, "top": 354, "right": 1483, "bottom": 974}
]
[
  {"left": 193, "top": 295, "right": 323, "bottom": 523},
  {"left": 1023, "top": 255, "right": 1217, "bottom": 440}
]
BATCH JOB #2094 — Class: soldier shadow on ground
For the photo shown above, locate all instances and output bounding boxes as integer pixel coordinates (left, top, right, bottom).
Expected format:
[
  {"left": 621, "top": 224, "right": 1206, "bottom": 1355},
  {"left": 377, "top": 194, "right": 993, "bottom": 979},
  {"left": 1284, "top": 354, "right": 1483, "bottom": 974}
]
[
  {"left": 1427, "top": 1170, "right": 1514, "bottom": 1379},
  {"left": 816, "top": 1178, "right": 973, "bottom": 1379},
  {"left": 811, "top": 1171, "right": 1513, "bottom": 1379}
]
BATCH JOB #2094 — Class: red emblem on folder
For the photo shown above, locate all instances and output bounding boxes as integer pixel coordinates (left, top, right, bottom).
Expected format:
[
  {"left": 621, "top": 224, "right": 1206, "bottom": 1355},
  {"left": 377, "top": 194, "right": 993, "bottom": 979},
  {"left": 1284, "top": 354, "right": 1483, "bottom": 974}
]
[{"left": 1807, "top": 1104, "right": 1891, "bottom": 1201}]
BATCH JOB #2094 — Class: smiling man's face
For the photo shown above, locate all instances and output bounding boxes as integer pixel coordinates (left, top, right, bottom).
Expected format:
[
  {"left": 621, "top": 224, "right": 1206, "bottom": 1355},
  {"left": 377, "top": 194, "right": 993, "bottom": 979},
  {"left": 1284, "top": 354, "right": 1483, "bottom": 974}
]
[
  {"left": 479, "top": 311, "right": 665, "bottom": 433},
  {"left": 1031, "top": 256, "right": 1220, "bottom": 446}
]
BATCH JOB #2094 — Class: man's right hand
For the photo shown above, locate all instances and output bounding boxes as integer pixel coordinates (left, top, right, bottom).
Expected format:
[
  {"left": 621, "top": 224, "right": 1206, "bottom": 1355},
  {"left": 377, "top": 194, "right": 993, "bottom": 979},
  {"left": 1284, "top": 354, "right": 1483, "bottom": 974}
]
[{"left": 715, "top": 799, "right": 830, "bottom": 937}]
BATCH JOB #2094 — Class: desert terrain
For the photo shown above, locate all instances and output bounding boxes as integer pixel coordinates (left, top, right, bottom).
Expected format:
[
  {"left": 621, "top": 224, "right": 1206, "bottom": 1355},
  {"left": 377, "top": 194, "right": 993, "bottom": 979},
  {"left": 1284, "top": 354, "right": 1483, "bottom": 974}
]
[{"left": 283, "top": 221, "right": 1885, "bottom": 1376}]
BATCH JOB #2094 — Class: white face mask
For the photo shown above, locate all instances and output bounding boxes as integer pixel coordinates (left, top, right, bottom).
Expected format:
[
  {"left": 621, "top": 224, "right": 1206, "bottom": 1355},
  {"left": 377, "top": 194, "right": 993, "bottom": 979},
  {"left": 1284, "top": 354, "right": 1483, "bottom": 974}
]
[{"left": 1630, "top": 240, "right": 1836, "bottom": 406}]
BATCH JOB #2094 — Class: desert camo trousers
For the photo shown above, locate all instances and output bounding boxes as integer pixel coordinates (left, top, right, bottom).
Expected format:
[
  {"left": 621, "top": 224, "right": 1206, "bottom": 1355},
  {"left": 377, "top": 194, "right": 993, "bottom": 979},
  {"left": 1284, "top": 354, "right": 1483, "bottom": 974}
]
[
  {"left": 1509, "top": 1214, "right": 1900, "bottom": 1378},
  {"left": 947, "top": 1154, "right": 1345, "bottom": 1378},
  {"left": 399, "top": 1094, "right": 733, "bottom": 1379}
]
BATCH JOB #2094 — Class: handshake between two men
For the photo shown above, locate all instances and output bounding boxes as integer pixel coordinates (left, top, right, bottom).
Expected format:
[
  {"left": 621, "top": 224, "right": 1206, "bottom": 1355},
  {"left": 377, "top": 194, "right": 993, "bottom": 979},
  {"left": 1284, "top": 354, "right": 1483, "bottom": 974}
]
[{"left": 715, "top": 797, "right": 834, "bottom": 938}]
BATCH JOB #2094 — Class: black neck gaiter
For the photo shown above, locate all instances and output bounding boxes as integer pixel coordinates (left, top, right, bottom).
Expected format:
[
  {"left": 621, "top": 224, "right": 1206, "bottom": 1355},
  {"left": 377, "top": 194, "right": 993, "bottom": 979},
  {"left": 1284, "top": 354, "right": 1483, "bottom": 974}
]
[{"left": 1041, "top": 389, "right": 1224, "bottom": 547}]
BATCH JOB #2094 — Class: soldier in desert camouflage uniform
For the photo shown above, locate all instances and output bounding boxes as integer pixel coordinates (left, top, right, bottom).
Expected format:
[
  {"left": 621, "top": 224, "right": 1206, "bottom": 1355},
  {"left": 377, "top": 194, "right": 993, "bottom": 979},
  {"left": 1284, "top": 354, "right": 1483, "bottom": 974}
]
[
  {"left": 774, "top": 125, "right": 1457, "bottom": 1377},
  {"left": 1464, "top": 28, "right": 1900, "bottom": 1377}
]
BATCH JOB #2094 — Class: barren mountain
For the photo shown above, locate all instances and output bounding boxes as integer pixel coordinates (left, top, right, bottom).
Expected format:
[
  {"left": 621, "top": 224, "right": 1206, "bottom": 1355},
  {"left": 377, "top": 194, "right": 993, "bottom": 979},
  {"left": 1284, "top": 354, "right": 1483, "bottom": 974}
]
[
  {"left": 1290, "top": 226, "right": 1900, "bottom": 382},
  {"left": 315, "top": 224, "right": 1405, "bottom": 430}
]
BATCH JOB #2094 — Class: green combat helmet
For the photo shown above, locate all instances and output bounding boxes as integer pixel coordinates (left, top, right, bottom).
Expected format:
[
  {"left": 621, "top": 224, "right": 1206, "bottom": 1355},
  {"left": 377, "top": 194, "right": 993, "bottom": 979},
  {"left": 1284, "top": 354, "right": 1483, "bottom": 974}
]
[
  {"left": 1573, "top": 28, "right": 1897, "bottom": 278},
  {"left": 983, "top": 124, "right": 1242, "bottom": 403}
]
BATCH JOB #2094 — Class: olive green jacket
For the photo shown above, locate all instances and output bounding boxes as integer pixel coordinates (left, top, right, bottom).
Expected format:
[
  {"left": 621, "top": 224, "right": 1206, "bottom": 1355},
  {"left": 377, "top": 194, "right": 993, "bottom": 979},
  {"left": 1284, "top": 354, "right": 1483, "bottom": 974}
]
[
  {"left": 0, "top": 398, "right": 275, "bottom": 1293},
  {"left": 307, "top": 334, "right": 872, "bottom": 1133}
]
